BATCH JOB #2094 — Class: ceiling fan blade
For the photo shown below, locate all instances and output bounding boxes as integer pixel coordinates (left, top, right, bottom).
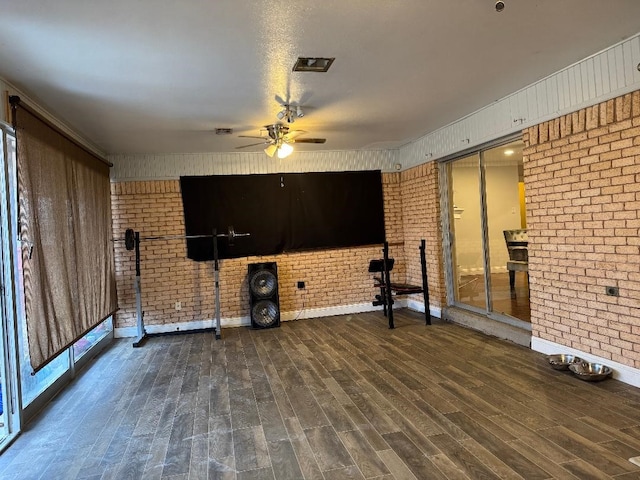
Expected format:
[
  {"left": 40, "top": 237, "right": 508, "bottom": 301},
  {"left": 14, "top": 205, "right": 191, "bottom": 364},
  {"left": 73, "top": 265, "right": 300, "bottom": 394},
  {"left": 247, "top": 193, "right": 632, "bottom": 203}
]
[
  {"left": 236, "top": 141, "right": 270, "bottom": 149},
  {"left": 284, "top": 129, "right": 307, "bottom": 140},
  {"left": 238, "top": 135, "right": 268, "bottom": 139},
  {"left": 293, "top": 138, "right": 327, "bottom": 144},
  {"left": 275, "top": 94, "right": 289, "bottom": 107}
]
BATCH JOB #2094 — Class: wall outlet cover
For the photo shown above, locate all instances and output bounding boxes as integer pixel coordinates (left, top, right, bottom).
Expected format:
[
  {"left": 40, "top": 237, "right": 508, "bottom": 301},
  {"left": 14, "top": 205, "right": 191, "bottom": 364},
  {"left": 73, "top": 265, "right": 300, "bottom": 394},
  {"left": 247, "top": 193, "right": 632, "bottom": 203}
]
[{"left": 605, "top": 286, "right": 619, "bottom": 297}]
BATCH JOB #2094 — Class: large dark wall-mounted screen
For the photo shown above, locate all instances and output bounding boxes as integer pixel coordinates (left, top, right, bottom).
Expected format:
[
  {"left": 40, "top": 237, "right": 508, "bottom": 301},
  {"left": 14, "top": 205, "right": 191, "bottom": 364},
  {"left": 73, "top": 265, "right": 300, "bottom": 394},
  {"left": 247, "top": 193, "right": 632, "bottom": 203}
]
[{"left": 180, "top": 171, "right": 385, "bottom": 260}]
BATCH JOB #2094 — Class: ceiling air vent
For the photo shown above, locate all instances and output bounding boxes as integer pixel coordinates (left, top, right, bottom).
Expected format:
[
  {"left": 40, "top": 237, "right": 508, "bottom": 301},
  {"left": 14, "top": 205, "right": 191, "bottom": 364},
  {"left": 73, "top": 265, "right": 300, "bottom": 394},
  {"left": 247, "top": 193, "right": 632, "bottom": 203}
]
[
  {"left": 215, "top": 128, "right": 233, "bottom": 135},
  {"left": 293, "top": 57, "right": 334, "bottom": 72}
]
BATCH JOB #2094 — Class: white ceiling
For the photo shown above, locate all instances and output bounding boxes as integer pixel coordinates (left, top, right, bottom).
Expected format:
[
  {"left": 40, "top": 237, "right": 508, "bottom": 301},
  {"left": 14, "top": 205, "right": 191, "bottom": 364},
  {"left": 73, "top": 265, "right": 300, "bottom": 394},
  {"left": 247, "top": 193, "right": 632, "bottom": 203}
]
[{"left": 1, "top": 1, "right": 640, "bottom": 156}]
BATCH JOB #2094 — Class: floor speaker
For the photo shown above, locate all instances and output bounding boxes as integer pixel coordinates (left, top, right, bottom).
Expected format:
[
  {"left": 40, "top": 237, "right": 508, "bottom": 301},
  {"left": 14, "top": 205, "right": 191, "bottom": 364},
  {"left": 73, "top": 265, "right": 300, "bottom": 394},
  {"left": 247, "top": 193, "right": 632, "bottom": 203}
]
[{"left": 248, "top": 262, "right": 280, "bottom": 329}]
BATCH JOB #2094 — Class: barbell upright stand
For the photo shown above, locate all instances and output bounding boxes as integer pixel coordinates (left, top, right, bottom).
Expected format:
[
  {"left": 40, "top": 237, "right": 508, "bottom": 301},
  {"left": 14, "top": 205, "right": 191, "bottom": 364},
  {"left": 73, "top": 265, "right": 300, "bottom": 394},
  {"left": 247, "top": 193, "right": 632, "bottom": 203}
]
[
  {"left": 213, "top": 228, "right": 222, "bottom": 340},
  {"left": 132, "top": 232, "right": 148, "bottom": 347},
  {"left": 383, "top": 241, "right": 394, "bottom": 329}
]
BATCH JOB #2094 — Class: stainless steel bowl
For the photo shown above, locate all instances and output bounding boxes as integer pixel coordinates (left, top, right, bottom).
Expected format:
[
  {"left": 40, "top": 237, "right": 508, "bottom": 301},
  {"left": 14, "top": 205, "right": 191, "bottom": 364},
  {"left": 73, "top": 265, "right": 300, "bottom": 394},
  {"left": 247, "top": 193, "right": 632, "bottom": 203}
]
[
  {"left": 547, "top": 354, "right": 582, "bottom": 370},
  {"left": 569, "top": 361, "right": 613, "bottom": 382}
]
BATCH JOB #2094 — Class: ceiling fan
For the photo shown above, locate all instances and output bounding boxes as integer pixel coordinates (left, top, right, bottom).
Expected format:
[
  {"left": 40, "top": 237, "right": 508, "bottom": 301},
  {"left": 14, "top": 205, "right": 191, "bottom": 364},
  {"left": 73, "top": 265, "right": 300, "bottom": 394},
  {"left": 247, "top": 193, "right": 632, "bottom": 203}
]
[{"left": 236, "top": 124, "right": 326, "bottom": 158}]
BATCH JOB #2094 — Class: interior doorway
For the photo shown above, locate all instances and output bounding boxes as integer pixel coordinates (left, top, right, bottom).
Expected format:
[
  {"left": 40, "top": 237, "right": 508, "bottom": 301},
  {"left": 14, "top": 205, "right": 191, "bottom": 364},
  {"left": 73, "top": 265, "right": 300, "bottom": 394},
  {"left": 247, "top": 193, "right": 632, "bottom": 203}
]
[{"left": 444, "top": 138, "right": 530, "bottom": 324}]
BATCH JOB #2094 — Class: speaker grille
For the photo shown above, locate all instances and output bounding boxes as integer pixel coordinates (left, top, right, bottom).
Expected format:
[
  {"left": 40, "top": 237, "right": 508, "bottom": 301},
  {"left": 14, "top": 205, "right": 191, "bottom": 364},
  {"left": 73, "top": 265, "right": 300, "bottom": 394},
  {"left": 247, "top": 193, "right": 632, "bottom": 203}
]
[
  {"left": 248, "top": 262, "right": 280, "bottom": 329},
  {"left": 251, "top": 300, "right": 279, "bottom": 328},
  {"left": 249, "top": 270, "right": 277, "bottom": 298}
]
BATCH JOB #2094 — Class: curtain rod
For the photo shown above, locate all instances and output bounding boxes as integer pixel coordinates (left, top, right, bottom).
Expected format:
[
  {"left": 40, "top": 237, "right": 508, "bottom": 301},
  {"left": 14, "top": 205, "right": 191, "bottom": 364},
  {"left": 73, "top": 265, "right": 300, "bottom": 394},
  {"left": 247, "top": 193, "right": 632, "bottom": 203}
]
[{"left": 9, "top": 95, "right": 113, "bottom": 168}]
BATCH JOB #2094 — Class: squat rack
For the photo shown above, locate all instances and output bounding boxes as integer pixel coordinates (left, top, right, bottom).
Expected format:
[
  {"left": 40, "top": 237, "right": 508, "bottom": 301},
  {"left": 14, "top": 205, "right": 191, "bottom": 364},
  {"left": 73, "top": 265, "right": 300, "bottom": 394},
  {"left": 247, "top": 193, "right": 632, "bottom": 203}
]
[{"left": 115, "top": 226, "right": 249, "bottom": 347}]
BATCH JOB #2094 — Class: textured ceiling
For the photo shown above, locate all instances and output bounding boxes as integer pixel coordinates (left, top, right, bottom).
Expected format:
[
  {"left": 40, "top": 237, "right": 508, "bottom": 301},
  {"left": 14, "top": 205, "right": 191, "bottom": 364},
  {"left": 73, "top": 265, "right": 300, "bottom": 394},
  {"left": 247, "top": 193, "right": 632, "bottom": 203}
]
[{"left": 1, "top": 1, "right": 639, "bottom": 155}]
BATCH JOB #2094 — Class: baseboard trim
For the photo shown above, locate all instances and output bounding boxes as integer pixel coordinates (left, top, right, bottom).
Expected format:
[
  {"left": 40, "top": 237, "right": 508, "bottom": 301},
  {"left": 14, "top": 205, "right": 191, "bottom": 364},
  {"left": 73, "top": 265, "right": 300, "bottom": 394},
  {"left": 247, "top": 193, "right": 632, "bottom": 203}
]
[
  {"left": 114, "top": 300, "right": 416, "bottom": 338},
  {"left": 282, "top": 300, "right": 406, "bottom": 322},
  {"left": 406, "top": 298, "right": 442, "bottom": 319},
  {"left": 531, "top": 336, "right": 640, "bottom": 388},
  {"left": 443, "top": 306, "right": 531, "bottom": 347}
]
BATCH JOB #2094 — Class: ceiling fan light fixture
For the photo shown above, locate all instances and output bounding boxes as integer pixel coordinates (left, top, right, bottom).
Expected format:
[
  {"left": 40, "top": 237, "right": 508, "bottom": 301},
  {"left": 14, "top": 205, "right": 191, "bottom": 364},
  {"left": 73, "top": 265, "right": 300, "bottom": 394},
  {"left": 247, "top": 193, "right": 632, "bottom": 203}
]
[
  {"left": 264, "top": 144, "right": 277, "bottom": 157},
  {"left": 277, "top": 142, "right": 294, "bottom": 159},
  {"left": 238, "top": 124, "right": 322, "bottom": 157},
  {"left": 286, "top": 111, "right": 295, "bottom": 124},
  {"left": 276, "top": 104, "right": 300, "bottom": 123}
]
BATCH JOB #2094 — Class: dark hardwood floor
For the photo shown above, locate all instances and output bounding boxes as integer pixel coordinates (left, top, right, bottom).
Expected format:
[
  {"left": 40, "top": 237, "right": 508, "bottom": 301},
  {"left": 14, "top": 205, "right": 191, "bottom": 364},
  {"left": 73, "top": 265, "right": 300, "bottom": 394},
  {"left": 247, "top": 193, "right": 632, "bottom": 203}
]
[{"left": 1, "top": 309, "right": 639, "bottom": 479}]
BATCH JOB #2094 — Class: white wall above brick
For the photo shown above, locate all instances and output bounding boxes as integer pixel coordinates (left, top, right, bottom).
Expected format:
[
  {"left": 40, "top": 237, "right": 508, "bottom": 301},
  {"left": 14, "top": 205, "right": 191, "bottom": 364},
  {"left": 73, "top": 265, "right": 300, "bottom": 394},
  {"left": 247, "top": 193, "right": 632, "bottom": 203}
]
[
  {"left": 109, "top": 149, "right": 399, "bottom": 181},
  {"left": 399, "top": 33, "right": 640, "bottom": 169}
]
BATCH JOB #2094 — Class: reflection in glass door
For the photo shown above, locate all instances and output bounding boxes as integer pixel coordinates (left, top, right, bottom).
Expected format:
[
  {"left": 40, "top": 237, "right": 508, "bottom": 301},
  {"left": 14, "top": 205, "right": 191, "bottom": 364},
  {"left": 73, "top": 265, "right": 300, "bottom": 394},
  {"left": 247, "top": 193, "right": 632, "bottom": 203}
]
[
  {"left": 0, "top": 242, "right": 15, "bottom": 449},
  {"left": 446, "top": 139, "right": 529, "bottom": 323},
  {"left": 449, "top": 153, "right": 487, "bottom": 310},
  {"left": 484, "top": 142, "right": 529, "bottom": 321}
]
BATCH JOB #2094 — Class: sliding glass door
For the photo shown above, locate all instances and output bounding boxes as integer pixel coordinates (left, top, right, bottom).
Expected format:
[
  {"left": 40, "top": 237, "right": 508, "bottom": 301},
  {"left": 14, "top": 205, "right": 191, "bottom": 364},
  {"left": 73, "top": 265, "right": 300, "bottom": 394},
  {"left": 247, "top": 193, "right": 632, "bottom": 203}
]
[
  {"left": 448, "top": 153, "right": 488, "bottom": 309},
  {"left": 0, "top": 125, "right": 20, "bottom": 449},
  {"left": 484, "top": 142, "right": 529, "bottom": 321},
  {"left": 444, "top": 138, "right": 529, "bottom": 323}
]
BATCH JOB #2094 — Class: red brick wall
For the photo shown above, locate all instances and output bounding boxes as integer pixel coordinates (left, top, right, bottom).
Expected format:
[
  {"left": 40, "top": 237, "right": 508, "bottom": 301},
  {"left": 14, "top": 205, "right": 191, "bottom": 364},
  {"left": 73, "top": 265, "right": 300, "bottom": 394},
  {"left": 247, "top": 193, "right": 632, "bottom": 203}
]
[
  {"left": 400, "top": 161, "right": 446, "bottom": 310},
  {"left": 111, "top": 174, "right": 405, "bottom": 328},
  {"left": 524, "top": 90, "right": 640, "bottom": 368}
]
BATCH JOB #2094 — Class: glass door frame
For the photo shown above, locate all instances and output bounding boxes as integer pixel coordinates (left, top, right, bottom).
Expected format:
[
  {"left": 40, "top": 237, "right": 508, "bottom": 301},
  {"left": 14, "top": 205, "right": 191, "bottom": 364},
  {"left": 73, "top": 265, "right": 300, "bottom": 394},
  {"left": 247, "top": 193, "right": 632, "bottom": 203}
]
[
  {"left": 0, "top": 121, "right": 22, "bottom": 451},
  {"left": 439, "top": 133, "right": 531, "bottom": 330}
]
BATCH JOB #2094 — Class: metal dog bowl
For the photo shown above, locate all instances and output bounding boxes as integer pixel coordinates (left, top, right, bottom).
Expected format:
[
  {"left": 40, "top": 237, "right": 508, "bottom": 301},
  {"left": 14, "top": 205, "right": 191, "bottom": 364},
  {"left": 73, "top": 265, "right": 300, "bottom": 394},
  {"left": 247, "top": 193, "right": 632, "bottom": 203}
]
[
  {"left": 547, "top": 354, "right": 582, "bottom": 370},
  {"left": 569, "top": 361, "right": 613, "bottom": 382}
]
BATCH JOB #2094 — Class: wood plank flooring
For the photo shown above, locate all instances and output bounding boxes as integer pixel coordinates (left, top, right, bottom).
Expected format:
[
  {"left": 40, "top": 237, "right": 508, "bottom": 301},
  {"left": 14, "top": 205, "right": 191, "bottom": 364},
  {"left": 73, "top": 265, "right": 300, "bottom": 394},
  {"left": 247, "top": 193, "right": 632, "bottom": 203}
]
[{"left": 1, "top": 309, "right": 640, "bottom": 479}]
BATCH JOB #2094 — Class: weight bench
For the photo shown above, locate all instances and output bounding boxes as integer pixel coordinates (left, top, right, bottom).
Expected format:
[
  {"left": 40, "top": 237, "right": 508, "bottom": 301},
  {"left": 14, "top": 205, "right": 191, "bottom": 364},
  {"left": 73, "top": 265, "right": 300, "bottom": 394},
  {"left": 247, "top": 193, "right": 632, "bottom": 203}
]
[{"left": 369, "top": 240, "right": 431, "bottom": 328}]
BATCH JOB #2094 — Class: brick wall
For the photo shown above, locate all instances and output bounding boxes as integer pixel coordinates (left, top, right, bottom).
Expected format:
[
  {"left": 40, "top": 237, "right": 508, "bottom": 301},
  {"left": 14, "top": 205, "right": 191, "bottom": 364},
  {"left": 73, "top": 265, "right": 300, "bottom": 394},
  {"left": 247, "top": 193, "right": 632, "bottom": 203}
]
[
  {"left": 524, "top": 90, "right": 640, "bottom": 368},
  {"left": 400, "top": 161, "right": 446, "bottom": 310},
  {"left": 111, "top": 174, "right": 405, "bottom": 328}
]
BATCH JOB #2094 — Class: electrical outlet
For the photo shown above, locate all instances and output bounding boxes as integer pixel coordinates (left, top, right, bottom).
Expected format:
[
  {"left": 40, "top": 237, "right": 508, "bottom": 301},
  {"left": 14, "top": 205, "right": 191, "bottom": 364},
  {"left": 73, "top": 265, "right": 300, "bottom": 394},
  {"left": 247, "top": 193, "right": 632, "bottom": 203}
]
[
  {"left": 175, "top": 301, "right": 182, "bottom": 310},
  {"left": 297, "top": 281, "right": 306, "bottom": 289},
  {"left": 605, "top": 286, "right": 619, "bottom": 297}
]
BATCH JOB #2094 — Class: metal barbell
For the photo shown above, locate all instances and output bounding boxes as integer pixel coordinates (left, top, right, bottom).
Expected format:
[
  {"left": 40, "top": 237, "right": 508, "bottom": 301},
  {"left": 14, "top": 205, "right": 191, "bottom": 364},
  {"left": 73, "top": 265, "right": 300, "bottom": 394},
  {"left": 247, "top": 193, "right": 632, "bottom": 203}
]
[{"left": 114, "top": 225, "right": 249, "bottom": 251}]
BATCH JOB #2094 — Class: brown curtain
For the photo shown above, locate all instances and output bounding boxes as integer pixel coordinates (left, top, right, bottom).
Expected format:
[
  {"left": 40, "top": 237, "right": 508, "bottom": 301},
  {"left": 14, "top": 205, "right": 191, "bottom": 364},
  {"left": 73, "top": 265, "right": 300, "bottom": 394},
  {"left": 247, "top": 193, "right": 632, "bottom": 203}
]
[{"left": 14, "top": 103, "right": 117, "bottom": 372}]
